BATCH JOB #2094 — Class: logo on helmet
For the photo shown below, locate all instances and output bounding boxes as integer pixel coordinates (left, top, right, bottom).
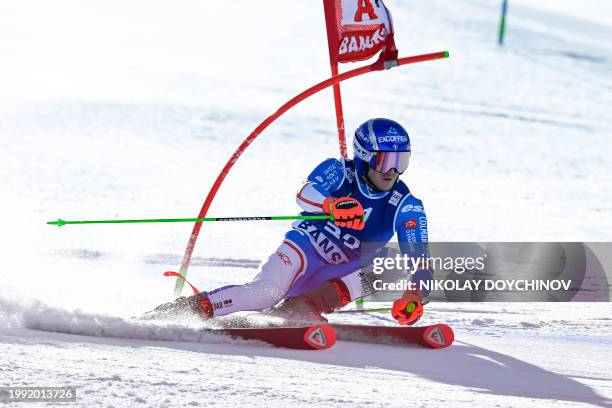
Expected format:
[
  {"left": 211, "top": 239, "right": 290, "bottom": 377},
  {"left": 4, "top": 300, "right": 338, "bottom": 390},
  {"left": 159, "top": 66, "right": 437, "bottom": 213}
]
[
  {"left": 377, "top": 135, "right": 408, "bottom": 143},
  {"left": 353, "top": 140, "right": 370, "bottom": 159}
]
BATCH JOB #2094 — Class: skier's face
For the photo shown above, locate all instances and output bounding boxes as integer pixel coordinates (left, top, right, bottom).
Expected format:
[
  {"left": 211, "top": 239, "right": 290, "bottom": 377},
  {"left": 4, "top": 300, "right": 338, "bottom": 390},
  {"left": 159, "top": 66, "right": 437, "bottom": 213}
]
[{"left": 367, "top": 167, "right": 399, "bottom": 191}]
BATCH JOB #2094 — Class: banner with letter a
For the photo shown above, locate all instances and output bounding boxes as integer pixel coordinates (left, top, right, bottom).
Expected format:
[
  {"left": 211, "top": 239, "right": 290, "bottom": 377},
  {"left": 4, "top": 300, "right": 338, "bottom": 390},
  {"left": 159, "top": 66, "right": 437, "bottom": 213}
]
[{"left": 323, "top": 0, "right": 398, "bottom": 65}]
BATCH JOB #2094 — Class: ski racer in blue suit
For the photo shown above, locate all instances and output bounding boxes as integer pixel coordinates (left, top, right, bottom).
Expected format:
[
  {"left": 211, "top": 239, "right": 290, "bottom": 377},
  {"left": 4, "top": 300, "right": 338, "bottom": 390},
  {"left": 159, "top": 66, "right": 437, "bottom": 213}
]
[{"left": 152, "top": 118, "right": 432, "bottom": 325}]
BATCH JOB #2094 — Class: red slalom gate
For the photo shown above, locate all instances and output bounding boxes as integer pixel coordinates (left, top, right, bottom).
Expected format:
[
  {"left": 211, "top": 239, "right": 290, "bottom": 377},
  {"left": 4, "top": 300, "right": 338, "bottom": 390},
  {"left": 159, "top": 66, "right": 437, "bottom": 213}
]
[{"left": 173, "top": 50, "right": 449, "bottom": 295}]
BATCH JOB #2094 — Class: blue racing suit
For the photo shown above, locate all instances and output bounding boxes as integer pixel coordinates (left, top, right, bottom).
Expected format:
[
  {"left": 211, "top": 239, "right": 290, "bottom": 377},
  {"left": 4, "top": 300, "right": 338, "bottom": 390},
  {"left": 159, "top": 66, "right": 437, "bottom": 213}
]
[{"left": 286, "top": 158, "right": 430, "bottom": 298}]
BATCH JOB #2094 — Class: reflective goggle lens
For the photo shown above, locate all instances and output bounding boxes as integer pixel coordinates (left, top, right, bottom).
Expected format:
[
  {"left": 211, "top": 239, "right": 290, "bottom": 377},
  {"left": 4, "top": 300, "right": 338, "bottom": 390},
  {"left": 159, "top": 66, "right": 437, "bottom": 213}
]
[{"left": 370, "top": 151, "right": 411, "bottom": 173}]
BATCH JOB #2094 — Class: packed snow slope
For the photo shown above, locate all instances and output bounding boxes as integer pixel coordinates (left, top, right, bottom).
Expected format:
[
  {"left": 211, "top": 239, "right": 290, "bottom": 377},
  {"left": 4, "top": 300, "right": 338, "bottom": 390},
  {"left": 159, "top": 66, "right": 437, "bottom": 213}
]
[{"left": 0, "top": 0, "right": 611, "bottom": 407}]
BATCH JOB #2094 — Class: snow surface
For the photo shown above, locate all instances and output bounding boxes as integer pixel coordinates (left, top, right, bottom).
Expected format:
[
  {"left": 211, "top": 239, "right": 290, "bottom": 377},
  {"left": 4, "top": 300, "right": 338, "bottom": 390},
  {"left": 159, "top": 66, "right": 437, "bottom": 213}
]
[{"left": 1, "top": 0, "right": 611, "bottom": 406}]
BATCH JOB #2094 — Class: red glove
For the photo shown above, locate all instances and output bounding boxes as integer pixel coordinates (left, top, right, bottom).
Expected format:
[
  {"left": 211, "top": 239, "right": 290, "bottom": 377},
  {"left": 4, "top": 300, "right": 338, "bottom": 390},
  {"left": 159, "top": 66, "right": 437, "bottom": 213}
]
[
  {"left": 323, "top": 196, "right": 365, "bottom": 230},
  {"left": 391, "top": 290, "right": 424, "bottom": 325}
]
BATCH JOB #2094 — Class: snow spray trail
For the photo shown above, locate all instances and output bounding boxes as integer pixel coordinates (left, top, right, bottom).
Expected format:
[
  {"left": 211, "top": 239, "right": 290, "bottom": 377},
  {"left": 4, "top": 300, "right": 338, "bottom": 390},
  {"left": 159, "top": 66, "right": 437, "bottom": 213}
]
[{"left": 0, "top": 293, "right": 258, "bottom": 346}]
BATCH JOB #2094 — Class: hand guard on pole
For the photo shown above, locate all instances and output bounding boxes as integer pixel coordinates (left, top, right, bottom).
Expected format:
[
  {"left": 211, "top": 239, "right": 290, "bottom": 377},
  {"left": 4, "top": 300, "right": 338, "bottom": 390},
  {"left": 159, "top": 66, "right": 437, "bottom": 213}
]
[
  {"left": 391, "top": 289, "right": 424, "bottom": 326},
  {"left": 323, "top": 196, "right": 365, "bottom": 230}
]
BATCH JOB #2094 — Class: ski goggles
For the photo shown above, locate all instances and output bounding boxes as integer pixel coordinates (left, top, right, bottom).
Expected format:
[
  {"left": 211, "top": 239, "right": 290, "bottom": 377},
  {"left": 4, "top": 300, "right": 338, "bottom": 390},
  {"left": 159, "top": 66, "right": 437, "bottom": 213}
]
[{"left": 369, "top": 150, "right": 411, "bottom": 174}]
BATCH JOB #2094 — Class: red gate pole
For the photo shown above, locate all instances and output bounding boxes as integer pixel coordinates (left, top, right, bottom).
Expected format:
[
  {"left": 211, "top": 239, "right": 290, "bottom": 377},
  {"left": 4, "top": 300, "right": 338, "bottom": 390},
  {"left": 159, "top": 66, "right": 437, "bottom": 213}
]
[
  {"left": 330, "top": 62, "right": 347, "bottom": 158},
  {"left": 322, "top": 0, "right": 347, "bottom": 158}
]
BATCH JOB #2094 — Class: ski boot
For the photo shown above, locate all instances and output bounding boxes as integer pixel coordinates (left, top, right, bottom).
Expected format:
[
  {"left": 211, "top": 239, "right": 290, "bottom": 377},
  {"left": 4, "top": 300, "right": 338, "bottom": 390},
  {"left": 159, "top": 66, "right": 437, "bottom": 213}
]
[
  {"left": 271, "top": 279, "right": 351, "bottom": 324},
  {"left": 143, "top": 293, "right": 213, "bottom": 321}
]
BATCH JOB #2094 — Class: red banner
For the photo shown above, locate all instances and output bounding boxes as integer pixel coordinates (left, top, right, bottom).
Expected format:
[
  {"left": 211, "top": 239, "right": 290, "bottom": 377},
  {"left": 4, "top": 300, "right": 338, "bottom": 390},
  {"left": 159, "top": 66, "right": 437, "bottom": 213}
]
[{"left": 324, "top": 0, "right": 398, "bottom": 64}]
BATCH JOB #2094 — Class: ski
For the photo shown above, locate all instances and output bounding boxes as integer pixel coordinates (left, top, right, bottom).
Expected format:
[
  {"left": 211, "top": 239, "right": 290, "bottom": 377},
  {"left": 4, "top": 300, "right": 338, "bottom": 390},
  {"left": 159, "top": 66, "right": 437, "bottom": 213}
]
[
  {"left": 331, "top": 323, "right": 454, "bottom": 349},
  {"left": 208, "top": 324, "right": 337, "bottom": 350}
]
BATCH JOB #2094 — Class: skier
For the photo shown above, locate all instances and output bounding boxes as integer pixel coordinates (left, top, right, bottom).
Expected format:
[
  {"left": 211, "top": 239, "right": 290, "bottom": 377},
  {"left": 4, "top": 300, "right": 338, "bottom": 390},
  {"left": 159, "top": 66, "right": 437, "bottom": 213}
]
[{"left": 152, "top": 118, "right": 431, "bottom": 325}]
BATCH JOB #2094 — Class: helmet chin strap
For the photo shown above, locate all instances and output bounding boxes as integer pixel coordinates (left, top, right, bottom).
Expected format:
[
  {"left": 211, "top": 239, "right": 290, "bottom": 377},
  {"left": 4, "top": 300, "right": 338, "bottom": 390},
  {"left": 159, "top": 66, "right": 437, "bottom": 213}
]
[{"left": 361, "top": 173, "right": 378, "bottom": 192}]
